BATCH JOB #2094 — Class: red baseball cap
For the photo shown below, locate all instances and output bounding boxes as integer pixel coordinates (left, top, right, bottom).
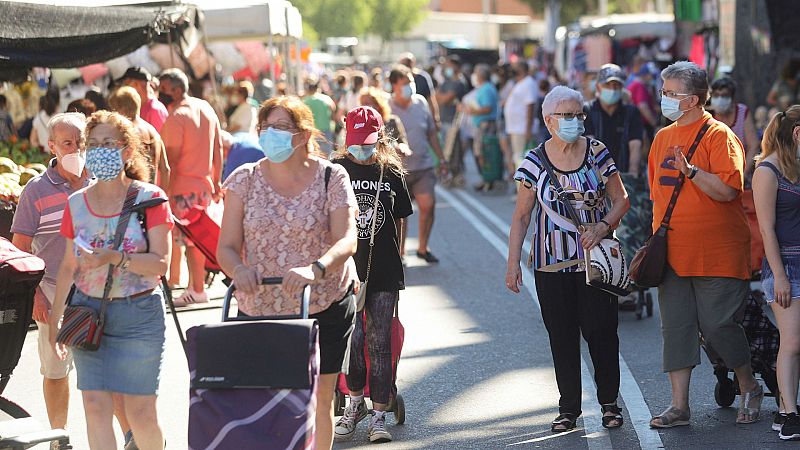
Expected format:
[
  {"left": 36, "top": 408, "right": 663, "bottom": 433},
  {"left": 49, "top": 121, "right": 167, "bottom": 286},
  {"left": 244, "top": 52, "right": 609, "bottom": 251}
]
[{"left": 345, "top": 106, "right": 383, "bottom": 147}]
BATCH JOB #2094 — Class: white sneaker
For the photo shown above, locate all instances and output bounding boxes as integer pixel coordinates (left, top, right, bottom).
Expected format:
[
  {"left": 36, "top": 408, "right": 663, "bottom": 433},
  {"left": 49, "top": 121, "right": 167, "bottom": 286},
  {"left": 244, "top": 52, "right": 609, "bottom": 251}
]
[
  {"left": 173, "top": 290, "right": 209, "bottom": 307},
  {"left": 334, "top": 399, "right": 368, "bottom": 440},
  {"left": 368, "top": 411, "right": 393, "bottom": 443}
]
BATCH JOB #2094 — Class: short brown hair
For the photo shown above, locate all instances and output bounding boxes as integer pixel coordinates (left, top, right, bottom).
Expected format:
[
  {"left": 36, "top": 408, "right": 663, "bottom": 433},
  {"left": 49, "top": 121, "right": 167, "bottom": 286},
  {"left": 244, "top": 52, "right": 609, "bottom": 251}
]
[
  {"left": 66, "top": 99, "right": 96, "bottom": 116},
  {"left": 85, "top": 111, "right": 150, "bottom": 181},
  {"left": 108, "top": 87, "right": 142, "bottom": 120}
]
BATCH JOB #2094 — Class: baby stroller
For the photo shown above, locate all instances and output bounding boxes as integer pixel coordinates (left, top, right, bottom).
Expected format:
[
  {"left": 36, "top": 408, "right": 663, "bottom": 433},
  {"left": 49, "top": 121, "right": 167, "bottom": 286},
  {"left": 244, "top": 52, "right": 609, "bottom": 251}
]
[
  {"left": 334, "top": 304, "right": 406, "bottom": 425},
  {"left": 705, "top": 289, "right": 780, "bottom": 408},
  {"left": 0, "top": 238, "right": 71, "bottom": 449},
  {"left": 616, "top": 173, "right": 654, "bottom": 319}
]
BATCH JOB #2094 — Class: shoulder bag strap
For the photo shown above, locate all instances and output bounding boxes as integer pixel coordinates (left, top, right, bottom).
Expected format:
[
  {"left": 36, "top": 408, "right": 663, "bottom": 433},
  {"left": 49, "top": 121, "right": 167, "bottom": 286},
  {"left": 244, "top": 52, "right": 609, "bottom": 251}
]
[
  {"left": 97, "top": 181, "right": 140, "bottom": 326},
  {"left": 535, "top": 145, "right": 585, "bottom": 232},
  {"left": 363, "top": 166, "right": 384, "bottom": 283},
  {"left": 657, "top": 120, "right": 711, "bottom": 231}
]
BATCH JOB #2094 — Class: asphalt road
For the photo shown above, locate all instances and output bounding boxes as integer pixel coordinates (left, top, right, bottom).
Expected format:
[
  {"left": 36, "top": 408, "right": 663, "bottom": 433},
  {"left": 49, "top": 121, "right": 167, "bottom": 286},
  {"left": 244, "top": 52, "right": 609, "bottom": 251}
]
[{"left": 2, "top": 165, "right": 790, "bottom": 449}]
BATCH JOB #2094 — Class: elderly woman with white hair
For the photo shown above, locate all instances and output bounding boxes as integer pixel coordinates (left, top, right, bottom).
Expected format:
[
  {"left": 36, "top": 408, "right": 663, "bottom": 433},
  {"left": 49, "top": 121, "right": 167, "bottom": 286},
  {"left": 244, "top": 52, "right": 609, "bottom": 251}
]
[
  {"left": 506, "top": 85, "right": 630, "bottom": 432},
  {"left": 646, "top": 61, "right": 760, "bottom": 428}
]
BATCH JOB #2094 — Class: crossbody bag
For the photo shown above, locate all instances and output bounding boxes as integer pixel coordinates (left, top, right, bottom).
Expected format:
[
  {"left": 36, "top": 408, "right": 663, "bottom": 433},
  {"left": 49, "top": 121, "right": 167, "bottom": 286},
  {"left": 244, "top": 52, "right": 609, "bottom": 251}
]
[
  {"left": 536, "top": 145, "right": 632, "bottom": 296},
  {"left": 56, "top": 182, "right": 140, "bottom": 351},
  {"left": 629, "top": 120, "right": 710, "bottom": 287}
]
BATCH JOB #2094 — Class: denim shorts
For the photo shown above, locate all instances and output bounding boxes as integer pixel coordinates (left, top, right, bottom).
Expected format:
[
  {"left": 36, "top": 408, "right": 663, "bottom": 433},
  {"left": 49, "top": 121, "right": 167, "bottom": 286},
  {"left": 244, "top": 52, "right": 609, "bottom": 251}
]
[
  {"left": 70, "top": 288, "right": 166, "bottom": 395},
  {"left": 761, "top": 250, "right": 800, "bottom": 303}
]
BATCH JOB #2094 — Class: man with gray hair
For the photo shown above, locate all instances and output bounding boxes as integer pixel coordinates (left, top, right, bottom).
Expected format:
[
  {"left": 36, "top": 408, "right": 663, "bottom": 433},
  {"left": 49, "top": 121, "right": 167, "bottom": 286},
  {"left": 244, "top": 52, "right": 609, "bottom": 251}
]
[
  {"left": 460, "top": 64, "right": 498, "bottom": 190},
  {"left": 159, "top": 68, "right": 223, "bottom": 306},
  {"left": 11, "top": 112, "right": 91, "bottom": 437},
  {"left": 647, "top": 61, "right": 760, "bottom": 428}
]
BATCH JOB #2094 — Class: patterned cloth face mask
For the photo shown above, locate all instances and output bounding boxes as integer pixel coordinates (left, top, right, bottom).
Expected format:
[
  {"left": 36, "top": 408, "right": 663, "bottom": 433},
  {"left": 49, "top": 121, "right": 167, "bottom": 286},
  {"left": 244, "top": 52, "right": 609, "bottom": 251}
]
[{"left": 86, "top": 147, "right": 124, "bottom": 181}]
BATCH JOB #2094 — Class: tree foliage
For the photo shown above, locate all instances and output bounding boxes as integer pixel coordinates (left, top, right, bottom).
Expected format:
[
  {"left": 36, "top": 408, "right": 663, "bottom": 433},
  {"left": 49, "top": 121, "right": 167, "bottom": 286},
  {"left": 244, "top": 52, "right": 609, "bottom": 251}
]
[
  {"left": 522, "top": 0, "right": 655, "bottom": 24},
  {"left": 293, "top": 0, "right": 428, "bottom": 44}
]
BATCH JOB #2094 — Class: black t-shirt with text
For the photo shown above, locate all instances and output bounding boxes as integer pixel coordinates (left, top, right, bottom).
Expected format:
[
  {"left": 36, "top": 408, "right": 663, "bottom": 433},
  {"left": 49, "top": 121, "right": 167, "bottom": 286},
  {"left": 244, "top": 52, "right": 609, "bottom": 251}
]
[{"left": 333, "top": 158, "right": 414, "bottom": 292}]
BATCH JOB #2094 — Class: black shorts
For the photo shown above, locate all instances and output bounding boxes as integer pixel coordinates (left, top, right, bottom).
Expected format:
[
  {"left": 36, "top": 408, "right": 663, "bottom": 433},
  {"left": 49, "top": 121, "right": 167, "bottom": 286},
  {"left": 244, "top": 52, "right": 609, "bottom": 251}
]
[
  {"left": 311, "top": 293, "right": 356, "bottom": 374},
  {"left": 237, "top": 290, "right": 356, "bottom": 375}
]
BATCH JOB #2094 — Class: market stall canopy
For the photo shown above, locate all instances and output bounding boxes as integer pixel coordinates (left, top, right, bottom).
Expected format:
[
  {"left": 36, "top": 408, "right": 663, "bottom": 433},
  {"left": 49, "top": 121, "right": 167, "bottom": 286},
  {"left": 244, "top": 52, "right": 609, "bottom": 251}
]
[
  {"left": 0, "top": 0, "right": 182, "bottom": 80},
  {"left": 577, "top": 13, "right": 675, "bottom": 40},
  {"left": 200, "top": 0, "right": 303, "bottom": 41}
]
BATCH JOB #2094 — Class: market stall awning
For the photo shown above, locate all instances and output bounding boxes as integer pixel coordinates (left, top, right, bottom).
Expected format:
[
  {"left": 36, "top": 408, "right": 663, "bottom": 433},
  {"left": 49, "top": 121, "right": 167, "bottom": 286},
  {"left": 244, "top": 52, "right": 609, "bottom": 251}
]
[{"left": 0, "top": 1, "right": 174, "bottom": 72}]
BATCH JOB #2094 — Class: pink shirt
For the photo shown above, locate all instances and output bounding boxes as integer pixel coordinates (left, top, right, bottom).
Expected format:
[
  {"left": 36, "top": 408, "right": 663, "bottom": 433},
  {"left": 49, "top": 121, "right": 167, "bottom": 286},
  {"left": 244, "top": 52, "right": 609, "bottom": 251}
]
[
  {"left": 140, "top": 98, "right": 168, "bottom": 133},
  {"left": 223, "top": 159, "right": 358, "bottom": 316},
  {"left": 160, "top": 96, "right": 223, "bottom": 197}
]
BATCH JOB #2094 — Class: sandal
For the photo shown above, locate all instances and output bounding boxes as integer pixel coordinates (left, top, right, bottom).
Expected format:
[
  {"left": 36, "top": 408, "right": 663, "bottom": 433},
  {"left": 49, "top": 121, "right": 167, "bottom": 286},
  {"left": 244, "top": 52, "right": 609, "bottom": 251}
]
[
  {"left": 737, "top": 383, "right": 764, "bottom": 424},
  {"left": 649, "top": 406, "right": 690, "bottom": 428},
  {"left": 551, "top": 412, "right": 580, "bottom": 433},
  {"left": 601, "top": 404, "right": 624, "bottom": 429}
]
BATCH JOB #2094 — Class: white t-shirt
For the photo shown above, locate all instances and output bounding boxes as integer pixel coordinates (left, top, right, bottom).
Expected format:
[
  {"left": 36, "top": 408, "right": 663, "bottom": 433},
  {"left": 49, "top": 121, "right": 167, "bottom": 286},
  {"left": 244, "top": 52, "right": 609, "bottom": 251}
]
[
  {"left": 504, "top": 76, "right": 538, "bottom": 135},
  {"left": 33, "top": 110, "right": 51, "bottom": 146}
]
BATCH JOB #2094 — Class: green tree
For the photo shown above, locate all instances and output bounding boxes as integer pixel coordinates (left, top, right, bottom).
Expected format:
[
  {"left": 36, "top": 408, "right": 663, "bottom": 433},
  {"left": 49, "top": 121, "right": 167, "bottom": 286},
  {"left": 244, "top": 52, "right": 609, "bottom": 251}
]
[
  {"left": 292, "top": 0, "right": 372, "bottom": 41},
  {"left": 521, "top": 0, "right": 593, "bottom": 24},
  {"left": 365, "top": 0, "right": 429, "bottom": 44}
]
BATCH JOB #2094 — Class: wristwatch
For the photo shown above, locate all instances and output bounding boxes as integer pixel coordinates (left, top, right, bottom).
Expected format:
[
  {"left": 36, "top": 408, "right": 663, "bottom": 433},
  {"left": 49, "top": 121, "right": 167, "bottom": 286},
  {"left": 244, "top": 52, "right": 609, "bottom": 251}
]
[
  {"left": 687, "top": 165, "right": 699, "bottom": 180},
  {"left": 312, "top": 260, "right": 326, "bottom": 279}
]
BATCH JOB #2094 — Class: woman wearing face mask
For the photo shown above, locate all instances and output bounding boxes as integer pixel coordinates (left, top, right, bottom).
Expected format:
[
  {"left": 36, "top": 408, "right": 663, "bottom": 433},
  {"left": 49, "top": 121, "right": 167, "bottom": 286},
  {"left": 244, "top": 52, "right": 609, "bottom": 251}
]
[
  {"left": 217, "top": 96, "right": 359, "bottom": 450},
  {"left": 331, "top": 106, "right": 413, "bottom": 444},
  {"left": 226, "top": 81, "right": 258, "bottom": 135},
  {"left": 710, "top": 77, "right": 761, "bottom": 178},
  {"left": 648, "top": 61, "right": 760, "bottom": 428},
  {"left": 48, "top": 111, "right": 173, "bottom": 450},
  {"left": 506, "top": 85, "right": 630, "bottom": 433},
  {"left": 752, "top": 105, "right": 800, "bottom": 440}
]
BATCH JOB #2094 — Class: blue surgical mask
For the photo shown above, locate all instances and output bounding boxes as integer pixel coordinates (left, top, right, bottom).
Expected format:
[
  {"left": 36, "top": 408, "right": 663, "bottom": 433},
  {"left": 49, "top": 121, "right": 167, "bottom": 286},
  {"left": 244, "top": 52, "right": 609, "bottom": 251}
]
[
  {"left": 710, "top": 96, "right": 732, "bottom": 112},
  {"left": 599, "top": 88, "right": 621, "bottom": 105},
  {"left": 259, "top": 128, "right": 299, "bottom": 163},
  {"left": 401, "top": 84, "right": 414, "bottom": 99},
  {"left": 85, "top": 147, "right": 124, "bottom": 181},
  {"left": 384, "top": 81, "right": 392, "bottom": 93},
  {"left": 347, "top": 144, "right": 377, "bottom": 161},
  {"left": 444, "top": 67, "right": 455, "bottom": 79},
  {"left": 555, "top": 118, "right": 585, "bottom": 143},
  {"left": 661, "top": 95, "right": 686, "bottom": 121}
]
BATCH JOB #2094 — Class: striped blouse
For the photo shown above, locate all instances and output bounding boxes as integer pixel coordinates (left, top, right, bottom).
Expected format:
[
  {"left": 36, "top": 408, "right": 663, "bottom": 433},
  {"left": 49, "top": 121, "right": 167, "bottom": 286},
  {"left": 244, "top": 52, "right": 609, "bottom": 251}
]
[{"left": 514, "top": 138, "right": 618, "bottom": 272}]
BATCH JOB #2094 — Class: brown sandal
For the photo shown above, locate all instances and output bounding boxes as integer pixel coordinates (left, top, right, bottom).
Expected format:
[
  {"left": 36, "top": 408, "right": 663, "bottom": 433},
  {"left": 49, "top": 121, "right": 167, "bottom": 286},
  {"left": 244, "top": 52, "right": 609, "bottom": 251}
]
[{"left": 650, "top": 406, "right": 690, "bottom": 428}]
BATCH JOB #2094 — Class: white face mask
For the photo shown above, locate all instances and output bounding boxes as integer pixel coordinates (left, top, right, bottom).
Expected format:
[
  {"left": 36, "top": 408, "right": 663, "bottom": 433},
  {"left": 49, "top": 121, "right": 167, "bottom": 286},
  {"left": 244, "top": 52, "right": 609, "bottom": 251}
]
[{"left": 60, "top": 152, "right": 85, "bottom": 177}]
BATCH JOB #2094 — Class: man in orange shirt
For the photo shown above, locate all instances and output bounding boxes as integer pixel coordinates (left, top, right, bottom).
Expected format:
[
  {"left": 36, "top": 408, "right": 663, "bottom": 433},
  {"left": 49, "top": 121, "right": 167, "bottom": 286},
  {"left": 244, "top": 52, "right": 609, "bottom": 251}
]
[
  {"left": 158, "top": 68, "right": 223, "bottom": 306},
  {"left": 647, "top": 61, "right": 760, "bottom": 429}
]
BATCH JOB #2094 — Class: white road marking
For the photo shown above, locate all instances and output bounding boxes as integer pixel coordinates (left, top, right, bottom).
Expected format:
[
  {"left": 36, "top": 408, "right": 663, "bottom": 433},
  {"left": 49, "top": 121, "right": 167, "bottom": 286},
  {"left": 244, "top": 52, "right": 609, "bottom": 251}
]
[
  {"left": 438, "top": 188, "right": 612, "bottom": 450},
  {"left": 446, "top": 188, "right": 665, "bottom": 450}
]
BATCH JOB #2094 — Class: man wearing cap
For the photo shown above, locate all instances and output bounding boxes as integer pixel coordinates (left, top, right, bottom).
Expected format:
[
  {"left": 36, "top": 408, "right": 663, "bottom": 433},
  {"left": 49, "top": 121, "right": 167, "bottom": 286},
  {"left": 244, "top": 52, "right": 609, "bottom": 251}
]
[
  {"left": 388, "top": 64, "right": 447, "bottom": 264},
  {"left": 120, "top": 66, "right": 168, "bottom": 132},
  {"left": 584, "top": 64, "right": 644, "bottom": 175},
  {"left": 11, "top": 113, "right": 92, "bottom": 438}
]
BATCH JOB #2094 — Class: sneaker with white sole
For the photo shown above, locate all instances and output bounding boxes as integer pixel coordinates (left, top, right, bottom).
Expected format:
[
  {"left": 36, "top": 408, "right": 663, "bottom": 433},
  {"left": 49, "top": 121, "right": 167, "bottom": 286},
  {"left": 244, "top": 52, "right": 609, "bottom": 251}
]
[
  {"left": 781, "top": 413, "right": 800, "bottom": 440},
  {"left": 368, "top": 411, "right": 393, "bottom": 443},
  {"left": 173, "top": 290, "right": 209, "bottom": 307},
  {"left": 334, "top": 400, "right": 368, "bottom": 440}
]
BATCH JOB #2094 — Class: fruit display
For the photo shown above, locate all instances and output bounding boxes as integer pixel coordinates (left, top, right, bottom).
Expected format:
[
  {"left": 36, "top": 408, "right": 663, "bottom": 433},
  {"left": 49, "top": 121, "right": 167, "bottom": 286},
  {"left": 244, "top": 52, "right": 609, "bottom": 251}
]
[{"left": 0, "top": 139, "right": 50, "bottom": 204}]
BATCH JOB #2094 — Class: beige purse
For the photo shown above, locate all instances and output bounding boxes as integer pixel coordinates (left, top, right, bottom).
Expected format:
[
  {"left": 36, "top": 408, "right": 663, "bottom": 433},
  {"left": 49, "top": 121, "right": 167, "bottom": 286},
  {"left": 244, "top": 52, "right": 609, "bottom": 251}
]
[{"left": 355, "top": 166, "right": 384, "bottom": 312}]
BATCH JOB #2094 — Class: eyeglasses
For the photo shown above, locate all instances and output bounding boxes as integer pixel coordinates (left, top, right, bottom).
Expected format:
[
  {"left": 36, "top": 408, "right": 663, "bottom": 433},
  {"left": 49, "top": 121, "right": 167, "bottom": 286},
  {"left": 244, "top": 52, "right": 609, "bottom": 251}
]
[
  {"left": 659, "top": 89, "right": 693, "bottom": 99},
  {"left": 551, "top": 112, "right": 587, "bottom": 121},
  {"left": 259, "top": 122, "right": 299, "bottom": 133},
  {"left": 87, "top": 139, "right": 123, "bottom": 148}
]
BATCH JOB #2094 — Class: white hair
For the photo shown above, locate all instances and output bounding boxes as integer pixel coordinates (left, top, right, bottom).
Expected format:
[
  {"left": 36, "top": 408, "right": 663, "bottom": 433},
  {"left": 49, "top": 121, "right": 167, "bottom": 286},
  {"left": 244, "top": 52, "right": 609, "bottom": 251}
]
[
  {"left": 47, "top": 112, "right": 86, "bottom": 136},
  {"left": 661, "top": 61, "right": 710, "bottom": 103},
  {"left": 541, "top": 85, "right": 584, "bottom": 117}
]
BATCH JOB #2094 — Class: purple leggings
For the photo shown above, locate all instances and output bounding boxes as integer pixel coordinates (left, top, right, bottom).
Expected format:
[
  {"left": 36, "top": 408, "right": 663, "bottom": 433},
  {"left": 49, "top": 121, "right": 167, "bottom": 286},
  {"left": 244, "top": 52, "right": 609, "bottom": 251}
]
[{"left": 345, "top": 290, "right": 398, "bottom": 405}]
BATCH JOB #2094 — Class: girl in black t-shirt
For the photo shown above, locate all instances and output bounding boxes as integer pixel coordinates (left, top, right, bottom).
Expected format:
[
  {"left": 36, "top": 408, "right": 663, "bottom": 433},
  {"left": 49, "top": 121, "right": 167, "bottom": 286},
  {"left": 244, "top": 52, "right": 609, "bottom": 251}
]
[{"left": 332, "top": 106, "right": 413, "bottom": 444}]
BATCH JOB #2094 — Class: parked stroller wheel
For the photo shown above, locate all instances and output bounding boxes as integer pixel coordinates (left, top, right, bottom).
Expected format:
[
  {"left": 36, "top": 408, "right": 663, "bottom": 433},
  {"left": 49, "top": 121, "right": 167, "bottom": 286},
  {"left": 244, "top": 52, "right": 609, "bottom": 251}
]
[
  {"left": 394, "top": 394, "right": 406, "bottom": 425},
  {"left": 646, "top": 292, "right": 654, "bottom": 317},
  {"left": 714, "top": 378, "right": 736, "bottom": 407},
  {"left": 334, "top": 390, "right": 345, "bottom": 417}
]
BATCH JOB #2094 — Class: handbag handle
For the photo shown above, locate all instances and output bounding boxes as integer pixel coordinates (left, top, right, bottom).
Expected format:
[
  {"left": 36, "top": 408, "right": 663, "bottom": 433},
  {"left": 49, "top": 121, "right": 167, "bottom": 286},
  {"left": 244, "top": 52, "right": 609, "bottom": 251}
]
[
  {"left": 656, "top": 120, "right": 711, "bottom": 231},
  {"left": 96, "top": 182, "right": 141, "bottom": 326},
  {"left": 363, "top": 166, "right": 384, "bottom": 284}
]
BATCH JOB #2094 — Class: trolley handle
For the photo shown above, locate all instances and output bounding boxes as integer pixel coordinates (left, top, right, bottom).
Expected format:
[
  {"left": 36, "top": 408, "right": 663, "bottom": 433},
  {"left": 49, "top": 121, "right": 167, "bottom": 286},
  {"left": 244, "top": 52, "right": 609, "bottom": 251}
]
[{"left": 222, "top": 277, "right": 311, "bottom": 322}]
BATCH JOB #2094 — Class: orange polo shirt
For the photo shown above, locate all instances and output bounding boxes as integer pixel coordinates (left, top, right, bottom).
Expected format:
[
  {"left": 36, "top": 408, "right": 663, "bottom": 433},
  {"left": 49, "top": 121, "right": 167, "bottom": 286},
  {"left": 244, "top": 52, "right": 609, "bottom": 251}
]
[{"left": 648, "top": 112, "right": 750, "bottom": 280}]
